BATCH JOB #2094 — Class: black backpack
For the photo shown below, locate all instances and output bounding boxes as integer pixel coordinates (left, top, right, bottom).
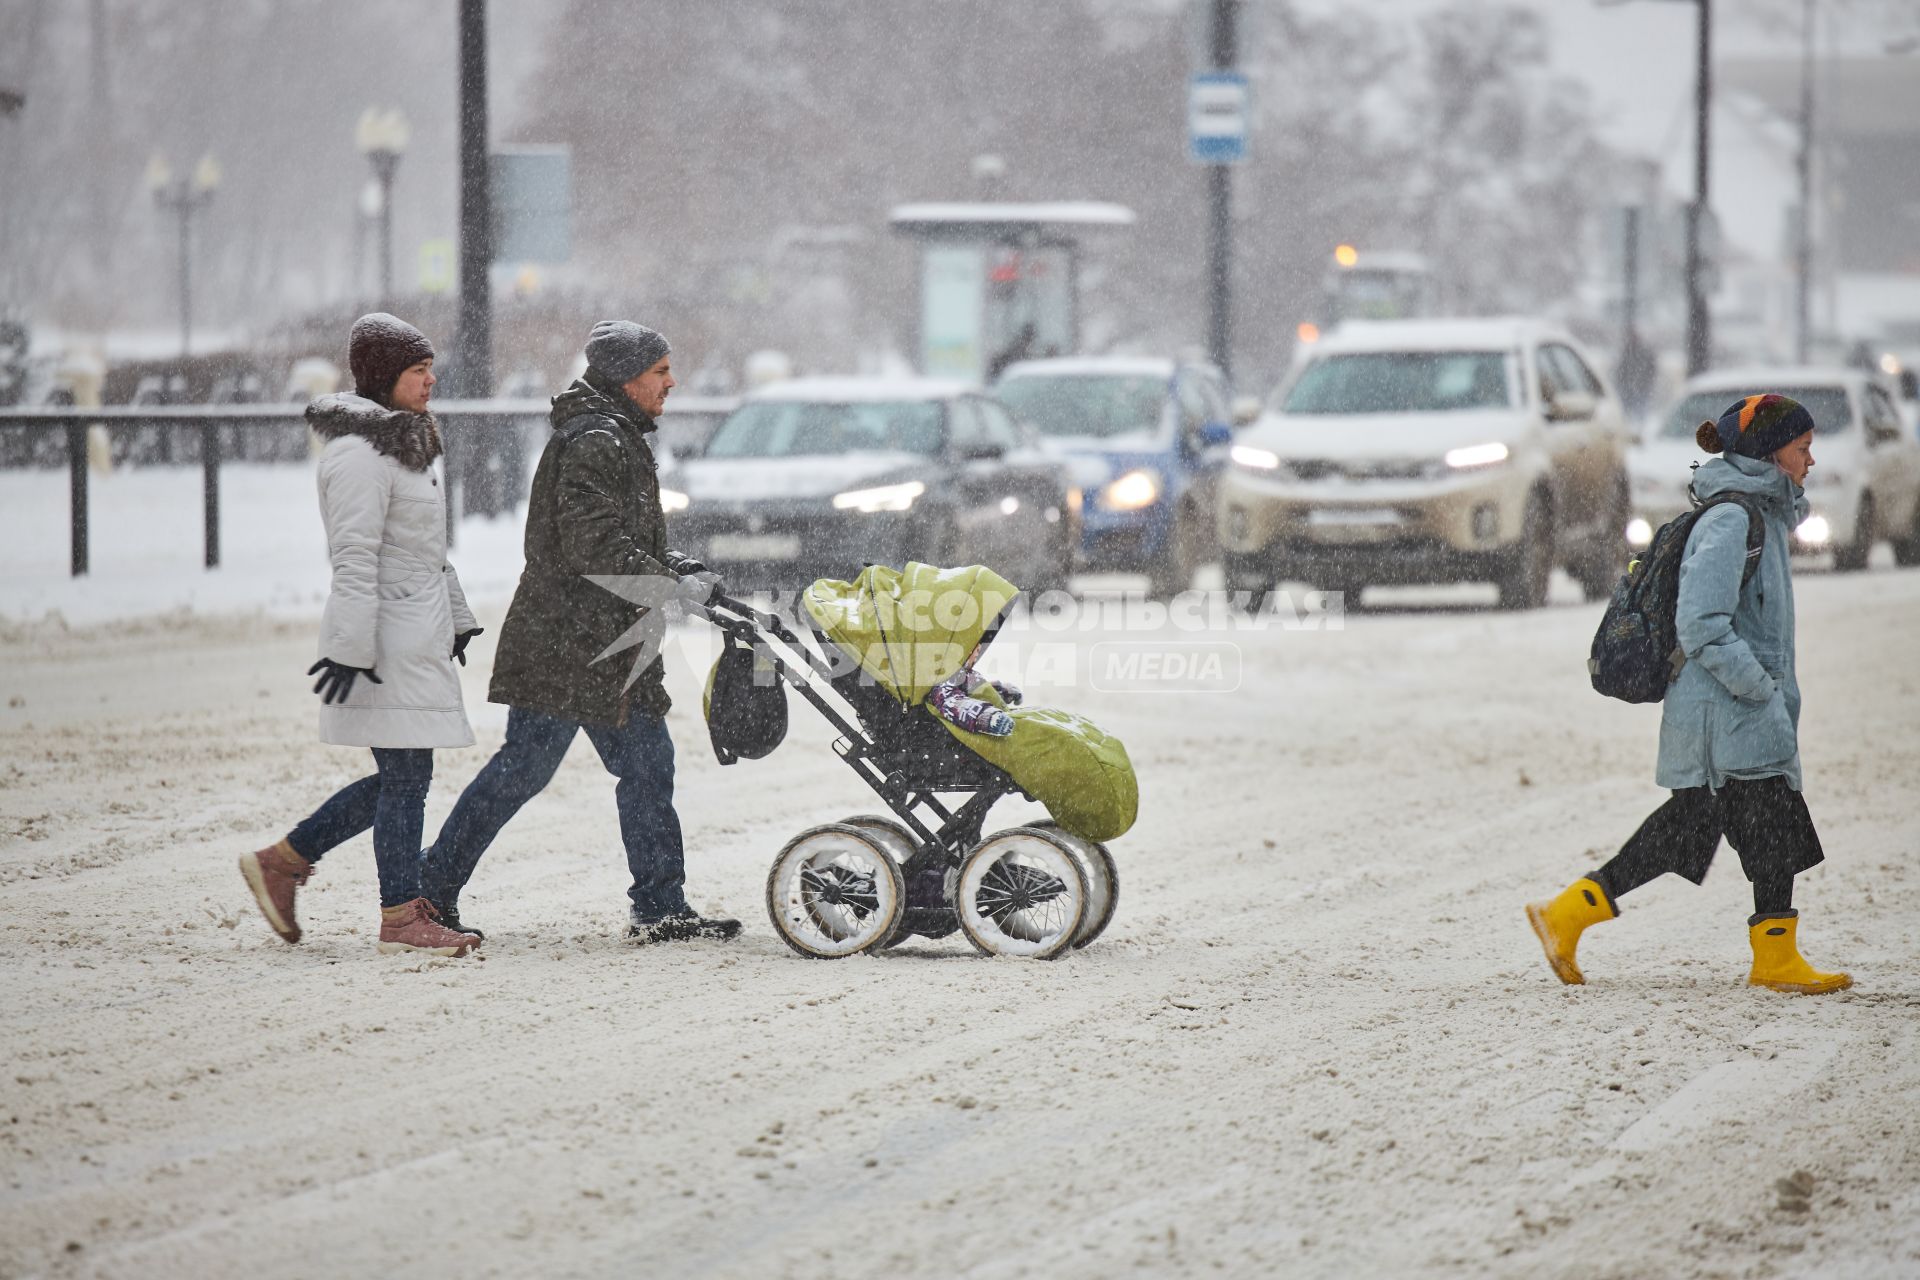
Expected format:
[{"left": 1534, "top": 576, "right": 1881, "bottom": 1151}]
[
  {"left": 702, "top": 633, "right": 788, "bottom": 765},
  {"left": 1588, "top": 494, "right": 1764, "bottom": 703}
]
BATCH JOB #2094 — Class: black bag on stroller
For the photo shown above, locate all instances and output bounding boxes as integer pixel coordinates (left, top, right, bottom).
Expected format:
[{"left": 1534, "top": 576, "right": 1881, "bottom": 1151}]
[{"left": 703, "top": 632, "right": 788, "bottom": 764}]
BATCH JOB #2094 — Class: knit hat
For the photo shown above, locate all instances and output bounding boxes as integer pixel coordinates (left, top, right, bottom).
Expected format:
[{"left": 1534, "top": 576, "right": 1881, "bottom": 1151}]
[
  {"left": 1695, "top": 393, "right": 1816, "bottom": 459},
  {"left": 584, "top": 320, "right": 671, "bottom": 384},
  {"left": 348, "top": 313, "right": 435, "bottom": 405}
]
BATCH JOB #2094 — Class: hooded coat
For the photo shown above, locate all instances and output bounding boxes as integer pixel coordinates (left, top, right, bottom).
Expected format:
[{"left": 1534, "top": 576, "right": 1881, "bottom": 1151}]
[
  {"left": 488, "top": 373, "right": 677, "bottom": 726},
  {"left": 306, "top": 393, "right": 477, "bottom": 749},
  {"left": 1656, "top": 452, "right": 1808, "bottom": 792}
]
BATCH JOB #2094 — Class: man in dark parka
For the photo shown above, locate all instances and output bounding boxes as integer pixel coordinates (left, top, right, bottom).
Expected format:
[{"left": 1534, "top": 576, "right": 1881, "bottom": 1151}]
[{"left": 420, "top": 320, "right": 739, "bottom": 943}]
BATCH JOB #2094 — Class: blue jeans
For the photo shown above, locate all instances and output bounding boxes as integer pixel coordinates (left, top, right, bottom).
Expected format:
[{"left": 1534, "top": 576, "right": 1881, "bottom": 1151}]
[
  {"left": 285, "top": 748, "right": 434, "bottom": 908},
  {"left": 421, "top": 706, "right": 688, "bottom": 920}
]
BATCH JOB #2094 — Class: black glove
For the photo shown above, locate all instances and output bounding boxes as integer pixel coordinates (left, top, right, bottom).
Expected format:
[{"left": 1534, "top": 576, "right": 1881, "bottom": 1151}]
[
  {"left": 676, "top": 570, "right": 724, "bottom": 607},
  {"left": 308, "top": 658, "right": 382, "bottom": 705},
  {"left": 663, "top": 550, "right": 709, "bottom": 577},
  {"left": 451, "top": 627, "right": 484, "bottom": 665}
]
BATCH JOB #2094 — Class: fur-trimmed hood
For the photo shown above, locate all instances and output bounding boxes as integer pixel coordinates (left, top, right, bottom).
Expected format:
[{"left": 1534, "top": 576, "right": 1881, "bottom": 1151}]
[{"left": 306, "top": 393, "right": 443, "bottom": 472}]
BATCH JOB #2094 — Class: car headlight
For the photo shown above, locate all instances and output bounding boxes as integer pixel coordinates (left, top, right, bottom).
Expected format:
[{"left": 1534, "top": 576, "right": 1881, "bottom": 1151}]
[
  {"left": 1625, "top": 517, "right": 1653, "bottom": 548},
  {"left": 1101, "top": 468, "right": 1161, "bottom": 511},
  {"left": 1230, "top": 444, "right": 1281, "bottom": 471},
  {"left": 659, "top": 487, "right": 690, "bottom": 513},
  {"left": 1443, "top": 441, "right": 1510, "bottom": 471},
  {"left": 832, "top": 480, "right": 925, "bottom": 513},
  {"left": 1796, "top": 514, "right": 1831, "bottom": 546}
]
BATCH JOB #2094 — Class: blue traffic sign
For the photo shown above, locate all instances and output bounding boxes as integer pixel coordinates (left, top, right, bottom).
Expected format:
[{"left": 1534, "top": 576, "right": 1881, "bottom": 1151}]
[{"left": 1189, "top": 72, "right": 1249, "bottom": 165}]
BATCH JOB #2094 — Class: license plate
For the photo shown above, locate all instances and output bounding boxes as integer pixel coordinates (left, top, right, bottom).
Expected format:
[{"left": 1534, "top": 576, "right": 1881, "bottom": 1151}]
[
  {"left": 707, "top": 533, "right": 801, "bottom": 560},
  {"left": 1305, "top": 507, "right": 1402, "bottom": 544},
  {"left": 1307, "top": 507, "right": 1401, "bottom": 527}
]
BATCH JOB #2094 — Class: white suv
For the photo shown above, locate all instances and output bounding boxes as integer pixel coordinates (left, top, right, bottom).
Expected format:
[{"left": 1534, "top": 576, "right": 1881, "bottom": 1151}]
[
  {"left": 1631, "top": 368, "right": 1920, "bottom": 570},
  {"left": 1218, "top": 318, "right": 1632, "bottom": 608}
]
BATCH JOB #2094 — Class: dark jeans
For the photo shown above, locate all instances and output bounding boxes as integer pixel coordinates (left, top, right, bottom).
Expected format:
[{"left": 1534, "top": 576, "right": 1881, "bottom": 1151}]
[
  {"left": 420, "top": 706, "right": 688, "bottom": 920},
  {"left": 1594, "top": 776, "right": 1825, "bottom": 917},
  {"left": 285, "top": 748, "right": 434, "bottom": 908}
]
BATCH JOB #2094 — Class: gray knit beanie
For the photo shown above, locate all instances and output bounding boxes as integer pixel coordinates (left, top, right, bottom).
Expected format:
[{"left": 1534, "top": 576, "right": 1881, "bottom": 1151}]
[{"left": 585, "top": 320, "right": 671, "bottom": 384}]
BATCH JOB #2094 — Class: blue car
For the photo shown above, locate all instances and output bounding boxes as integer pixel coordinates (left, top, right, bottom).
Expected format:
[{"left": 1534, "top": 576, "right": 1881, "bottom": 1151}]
[{"left": 995, "top": 356, "right": 1234, "bottom": 594}]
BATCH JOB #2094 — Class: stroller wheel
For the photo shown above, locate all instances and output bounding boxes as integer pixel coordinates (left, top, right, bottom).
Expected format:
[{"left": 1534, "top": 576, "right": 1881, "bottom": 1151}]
[
  {"left": 955, "top": 827, "right": 1089, "bottom": 960},
  {"left": 842, "top": 815, "right": 926, "bottom": 949},
  {"left": 766, "top": 824, "right": 906, "bottom": 959},
  {"left": 1028, "top": 821, "right": 1119, "bottom": 949},
  {"left": 840, "top": 814, "right": 918, "bottom": 865}
]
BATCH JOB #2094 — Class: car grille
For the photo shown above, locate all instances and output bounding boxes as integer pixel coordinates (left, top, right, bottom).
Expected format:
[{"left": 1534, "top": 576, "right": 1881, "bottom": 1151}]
[{"left": 1290, "top": 458, "right": 1435, "bottom": 482}]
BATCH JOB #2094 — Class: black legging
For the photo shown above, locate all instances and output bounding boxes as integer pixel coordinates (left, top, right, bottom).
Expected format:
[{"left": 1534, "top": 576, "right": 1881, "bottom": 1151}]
[{"left": 1593, "top": 776, "right": 1824, "bottom": 918}]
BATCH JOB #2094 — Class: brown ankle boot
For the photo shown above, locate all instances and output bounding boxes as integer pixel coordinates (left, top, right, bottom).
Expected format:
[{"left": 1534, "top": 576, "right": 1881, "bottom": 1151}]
[
  {"left": 377, "top": 898, "right": 481, "bottom": 957},
  {"left": 239, "top": 839, "right": 312, "bottom": 944}
]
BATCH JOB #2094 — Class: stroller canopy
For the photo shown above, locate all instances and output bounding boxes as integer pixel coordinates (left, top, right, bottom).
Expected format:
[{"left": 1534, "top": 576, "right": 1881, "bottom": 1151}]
[{"left": 803, "top": 562, "right": 1018, "bottom": 706}]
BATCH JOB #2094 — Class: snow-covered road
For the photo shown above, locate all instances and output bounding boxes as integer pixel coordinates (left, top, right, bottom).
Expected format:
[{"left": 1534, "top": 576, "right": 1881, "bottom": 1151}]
[{"left": 2, "top": 555, "right": 1917, "bottom": 1277}]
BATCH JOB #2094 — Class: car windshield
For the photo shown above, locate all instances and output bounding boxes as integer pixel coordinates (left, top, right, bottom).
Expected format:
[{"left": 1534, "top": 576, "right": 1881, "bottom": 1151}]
[
  {"left": 1279, "top": 351, "right": 1513, "bottom": 414},
  {"left": 994, "top": 374, "right": 1166, "bottom": 439},
  {"left": 1658, "top": 387, "right": 1853, "bottom": 439},
  {"left": 653, "top": 410, "right": 727, "bottom": 459},
  {"left": 704, "top": 400, "right": 946, "bottom": 458}
]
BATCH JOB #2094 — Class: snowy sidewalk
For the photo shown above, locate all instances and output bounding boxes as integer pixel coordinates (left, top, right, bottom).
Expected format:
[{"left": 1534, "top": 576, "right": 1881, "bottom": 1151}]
[{"left": 2, "top": 524, "right": 1918, "bottom": 1277}]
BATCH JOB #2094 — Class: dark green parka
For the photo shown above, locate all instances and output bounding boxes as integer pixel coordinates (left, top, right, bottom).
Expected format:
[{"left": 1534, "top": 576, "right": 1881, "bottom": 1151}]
[{"left": 489, "top": 373, "right": 690, "bottom": 725}]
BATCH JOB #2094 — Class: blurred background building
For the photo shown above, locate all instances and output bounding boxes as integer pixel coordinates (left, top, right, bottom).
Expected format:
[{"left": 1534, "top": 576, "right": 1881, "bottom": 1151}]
[{"left": 1, "top": 0, "right": 1917, "bottom": 404}]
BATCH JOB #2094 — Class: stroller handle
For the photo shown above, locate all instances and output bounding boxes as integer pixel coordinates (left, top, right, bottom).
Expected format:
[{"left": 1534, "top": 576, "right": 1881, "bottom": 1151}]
[
  {"left": 690, "top": 592, "right": 844, "bottom": 688},
  {"left": 699, "top": 592, "right": 774, "bottom": 634}
]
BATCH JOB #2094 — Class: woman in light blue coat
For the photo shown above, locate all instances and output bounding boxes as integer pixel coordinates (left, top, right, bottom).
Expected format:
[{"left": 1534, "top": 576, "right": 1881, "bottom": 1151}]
[{"left": 1528, "top": 394, "right": 1850, "bottom": 995}]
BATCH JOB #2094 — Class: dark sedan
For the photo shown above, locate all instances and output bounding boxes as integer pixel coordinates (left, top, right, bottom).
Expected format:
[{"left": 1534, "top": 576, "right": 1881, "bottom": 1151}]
[{"left": 663, "top": 377, "right": 1080, "bottom": 593}]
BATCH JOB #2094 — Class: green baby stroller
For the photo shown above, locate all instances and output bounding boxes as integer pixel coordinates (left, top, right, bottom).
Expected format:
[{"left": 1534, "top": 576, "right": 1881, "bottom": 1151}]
[{"left": 698, "top": 562, "right": 1136, "bottom": 960}]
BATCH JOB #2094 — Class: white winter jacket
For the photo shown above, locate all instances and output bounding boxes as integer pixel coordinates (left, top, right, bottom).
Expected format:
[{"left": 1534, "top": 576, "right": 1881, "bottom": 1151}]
[{"left": 306, "top": 393, "right": 476, "bottom": 749}]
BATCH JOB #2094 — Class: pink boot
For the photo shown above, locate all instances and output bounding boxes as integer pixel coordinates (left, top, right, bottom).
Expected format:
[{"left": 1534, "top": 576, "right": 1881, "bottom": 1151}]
[
  {"left": 377, "top": 898, "right": 481, "bottom": 957},
  {"left": 239, "top": 839, "right": 312, "bottom": 944}
]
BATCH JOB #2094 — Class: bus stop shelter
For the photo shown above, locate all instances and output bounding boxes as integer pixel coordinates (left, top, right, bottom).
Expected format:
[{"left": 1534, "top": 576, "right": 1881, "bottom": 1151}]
[{"left": 889, "top": 202, "right": 1134, "bottom": 384}]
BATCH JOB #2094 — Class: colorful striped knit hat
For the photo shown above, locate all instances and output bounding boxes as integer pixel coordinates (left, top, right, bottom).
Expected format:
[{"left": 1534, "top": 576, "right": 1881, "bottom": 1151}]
[{"left": 1695, "top": 393, "right": 1816, "bottom": 459}]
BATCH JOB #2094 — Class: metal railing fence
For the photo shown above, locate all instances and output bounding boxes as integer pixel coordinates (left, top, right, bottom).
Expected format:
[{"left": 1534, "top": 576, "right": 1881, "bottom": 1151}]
[{"left": 0, "top": 400, "right": 549, "bottom": 576}]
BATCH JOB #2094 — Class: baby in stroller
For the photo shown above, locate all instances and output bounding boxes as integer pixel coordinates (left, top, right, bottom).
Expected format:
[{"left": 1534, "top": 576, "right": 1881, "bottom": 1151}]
[
  {"left": 699, "top": 562, "right": 1135, "bottom": 960},
  {"left": 926, "top": 645, "right": 1021, "bottom": 738}
]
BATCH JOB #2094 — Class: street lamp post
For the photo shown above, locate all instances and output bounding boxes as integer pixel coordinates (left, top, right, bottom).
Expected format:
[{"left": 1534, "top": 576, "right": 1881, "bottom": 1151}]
[
  {"left": 448, "top": 0, "right": 495, "bottom": 547},
  {"left": 1598, "top": 0, "right": 1713, "bottom": 374},
  {"left": 356, "top": 107, "right": 410, "bottom": 305},
  {"left": 455, "top": 0, "right": 493, "bottom": 406},
  {"left": 1793, "top": 0, "right": 1814, "bottom": 364},
  {"left": 1204, "top": 0, "right": 1240, "bottom": 382},
  {"left": 1684, "top": 0, "right": 1713, "bottom": 375},
  {"left": 147, "top": 151, "right": 222, "bottom": 567},
  {"left": 147, "top": 152, "right": 220, "bottom": 360}
]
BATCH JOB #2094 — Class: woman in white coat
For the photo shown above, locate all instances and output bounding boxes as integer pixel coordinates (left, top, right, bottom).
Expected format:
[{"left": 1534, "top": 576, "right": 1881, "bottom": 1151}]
[{"left": 239, "top": 313, "right": 482, "bottom": 957}]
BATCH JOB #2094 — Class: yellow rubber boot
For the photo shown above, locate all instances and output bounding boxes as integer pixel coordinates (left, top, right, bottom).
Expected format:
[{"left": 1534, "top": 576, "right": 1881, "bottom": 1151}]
[
  {"left": 1748, "top": 912, "right": 1852, "bottom": 995},
  {"left": 1525, "top": 877, "right": 1617, "bottom": 985}
]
